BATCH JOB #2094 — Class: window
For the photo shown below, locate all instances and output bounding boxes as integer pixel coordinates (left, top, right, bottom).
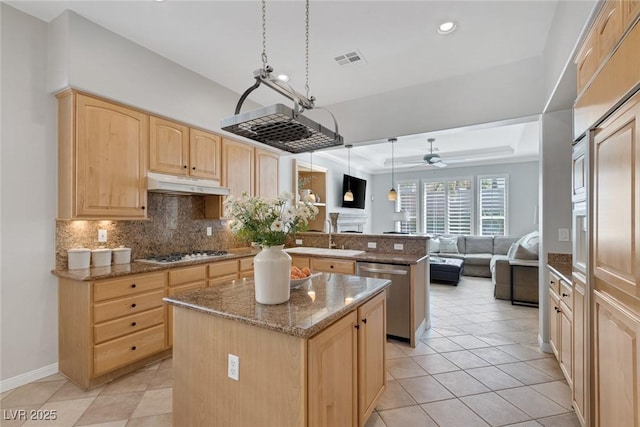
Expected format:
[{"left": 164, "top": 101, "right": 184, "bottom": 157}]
[
  {"left": 478, "top": 176, "right": 507, "bottom": 236},
  {"left": 395, "top": 181, "right": 418, "bottom": 233},
  {"left": 423, "top": 179, "right": 473, "bottom": 234}
]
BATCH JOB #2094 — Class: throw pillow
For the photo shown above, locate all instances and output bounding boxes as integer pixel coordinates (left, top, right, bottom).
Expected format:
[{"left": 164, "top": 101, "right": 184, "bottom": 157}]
[
  {"left": 507, "top": 242, "right": 519, "bottom": 259},
  {"left": 513, "top": 244, "right": 538, "bottom": 260},
  {"left": 429, "top": 238, "right": 440, "bottom": 253},
  {"left": 439, "top": 236, "right": 459, "bottom": 254}
]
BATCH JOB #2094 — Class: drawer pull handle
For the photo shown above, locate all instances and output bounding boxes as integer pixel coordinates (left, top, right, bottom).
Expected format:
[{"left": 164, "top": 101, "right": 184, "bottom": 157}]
[
  {"left": 131, "top": 322, "right": 137, "bottom": 327},
  {"left": 183, "top": 165, "right": 188, "bottom": 169},
  {"left": 141, "top": 206, "right": 146, "bottom": 210},
  {"left": 131, "top": 303, "right": 137, "bottom": 308},
  {"left": 550, "top": 281, "right": 555, "bottom": 284},
  {"left": 354, "top": 324, "right": 360, "bottom": 330},
  {"left": 131, "top": 284, "right": 136, "bottom": 288},
  {"left": 362, "top": 318, "right": 367, "bottom": 324},
  {"left": 192, "top": 166, "right": 196, "bottom": 170},
  {"left": 330, "top": 265, "right": 334, "bottom": 269},
  {"left": 131, "top": 346, "right": 137, "bottom": 351}
]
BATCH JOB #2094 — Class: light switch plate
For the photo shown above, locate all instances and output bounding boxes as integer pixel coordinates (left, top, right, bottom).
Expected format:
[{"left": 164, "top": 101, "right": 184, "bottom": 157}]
[
  {"left": 367, "top": 242, "right": 377, "bottom": 249},
  {"left": 295, "top": 239, "right": 303, "bottom": 245},
  {"left": 394, "top": 243, "right": 403, "bottom": 250},
  {"left": 206, "top": 226, "right": 212, "bottom": 236},
  {"left": 558, "top": 228, "right": 570, "bottom": 242}
]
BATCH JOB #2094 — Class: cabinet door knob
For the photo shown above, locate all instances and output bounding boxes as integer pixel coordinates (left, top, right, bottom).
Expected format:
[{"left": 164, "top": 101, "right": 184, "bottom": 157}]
[
  {"left": 192, "top": 166, "right": 196, "bottom": 170},
  {"left": 131, "top": 322, "right": 137, "bottom": 327},
  {"left": 362, "top": 318, "right": 367, "bottom": 324},
  {"left": 131, "top": 346, "right": 137, "bottom": 351},
  {"left": 183, "top": 165, "right": 188, "bottom": 169},
  {"left": 562, "top": 293, "right": 569, "bottom": 297},
  {"left": 131, "top": 303, "right": 137, "bottom": 308},
  {"left": 141, "top": 206, "right": 146, "bottom": 210},
  {"left": 131, "top": 283, "right": 136, "bottom": 288},
  {"left": 354, "top": 324, "right": 360, "bottom": 330}
]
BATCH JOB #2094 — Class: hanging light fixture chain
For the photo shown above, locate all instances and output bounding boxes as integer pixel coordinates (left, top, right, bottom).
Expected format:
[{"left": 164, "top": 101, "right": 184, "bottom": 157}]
[
  {"left": 305, "top": 0, "right": 310, "bottom": 99},
  {"left": 261, "top": 0, "right": 268, "bottom": 71}
]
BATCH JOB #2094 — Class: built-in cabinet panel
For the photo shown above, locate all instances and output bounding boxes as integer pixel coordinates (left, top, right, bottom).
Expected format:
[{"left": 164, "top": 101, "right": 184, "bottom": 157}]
[
  {"left": 572, "top": 139, "right": 587, "bottom": 202},
  {"left": 593, "top": 92, "right": 640, "bottom": 300},
  {"left": 595, "top": 0, "right": 624, "bottom": 63},
  {"left": 149, "top": 116, "right": 189, "bottom": 176},
  {"left": 255, "top": 148, "right": 279, "bottom": 199},
  {"left": 573, "top": 273, "right": 588, "bottom": 426},
  {"left": 594, "top": 290, "right": 640, "bottom": 427},
  {"left": 189, "top": 129, "right": 221, "bottom": 180},
  {"left": 222, "top": 138, "right": 255, "bottom": 196}
]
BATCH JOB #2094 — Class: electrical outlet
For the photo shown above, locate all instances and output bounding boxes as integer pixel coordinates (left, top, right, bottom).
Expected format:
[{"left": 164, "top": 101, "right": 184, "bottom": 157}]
[
  {"left": 367, "top": 242, "right": 377, "bottom": 249},
  {"left": 295, "top": 239, "right": 303, "bottom": 245},
  {"left": 558, "top": 228, "right": 570, "bottom": 242},
  {"left": 98, "top": 229, "right": 107, "bottom": 243},
  {"left": 394, "top": 243, "right": 403, "bottom": 250},
  {"left": 228, "top": 354, "right": 239, "bottom": 381},
  {"left": 206, "top": 226, "right": 212, "bottom": 236}
]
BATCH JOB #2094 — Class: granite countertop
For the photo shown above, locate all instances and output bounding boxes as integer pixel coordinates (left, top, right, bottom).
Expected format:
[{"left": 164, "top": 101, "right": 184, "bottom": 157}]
[
  {"left": 548, "top": 262, "right": 572, "bottom": 282},
  {"left": 51, "top": 247, "right": 261, "bottom": 281},
  {"left": 164, "top": 273, "right": 391, "bottom": 339},
  {"left": 52, "top": 247, "right": 428, "bottom": 281}
]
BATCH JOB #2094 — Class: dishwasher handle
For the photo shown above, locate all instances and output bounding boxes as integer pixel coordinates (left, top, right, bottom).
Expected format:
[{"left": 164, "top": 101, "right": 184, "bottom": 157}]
[{"left": 358, "top": 266, "right": 408, "bottom": 276}]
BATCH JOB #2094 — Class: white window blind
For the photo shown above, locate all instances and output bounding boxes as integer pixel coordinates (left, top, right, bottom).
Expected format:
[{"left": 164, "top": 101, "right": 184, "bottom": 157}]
[
  {"left": 396, "top": 181, "right": 418, "bottom": 233},
  {"left": 423, "top": 179, "right": 472, "bottom": 234},
  {"left": 479, "top": 176, "right": 507, "bottom": 236}
]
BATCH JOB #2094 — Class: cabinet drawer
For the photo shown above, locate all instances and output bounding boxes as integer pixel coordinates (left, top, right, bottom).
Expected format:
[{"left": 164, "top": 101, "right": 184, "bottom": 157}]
[
  {"left": 291, "top": 256, "right": 311, "bottom": 269},
  {"left": 239, "top": 257, "right": 254, "bottom": 272},
  {"left": 208, "top": 275, "right": 238, "bottom": 287},
  {"left": 560, "top": 280, "right": 573, "bottom": 312},
  {"left": 208, "top": 259, "right": 238, "bottom": 278},
  {"left": 94, "top": 290, "right": 165, "bottom": 323},
  {"left": 93, "top": 324, "right": 165, "bottom": 376},
  {"left": 168, "top": 281, "right": 205, "bottom": 296},
  {"left": 94, "top": 307, "right": 164, "bottom": 344},
  {"left": 168, "top": 265, "right": 207, "bottom": 286},
  {"left": 93, "top": 272, "right": 165, "bottom": 302},
  {"left": 311, "top": 258, "right": 355, "bottom": 275},
  {"left": 549, "top": 272, "right": 561, "bottom": 296}
]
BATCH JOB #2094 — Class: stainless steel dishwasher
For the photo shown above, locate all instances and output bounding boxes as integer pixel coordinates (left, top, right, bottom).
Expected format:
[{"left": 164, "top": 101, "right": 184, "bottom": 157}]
[{"left": 357, "top": 262, "right": 411, "bottom": 342}]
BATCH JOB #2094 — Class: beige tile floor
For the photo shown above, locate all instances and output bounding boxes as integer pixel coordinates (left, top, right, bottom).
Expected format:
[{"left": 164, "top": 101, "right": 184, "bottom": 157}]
[{"left": 1, "top": 276, "right": 578, "bottom": 426}]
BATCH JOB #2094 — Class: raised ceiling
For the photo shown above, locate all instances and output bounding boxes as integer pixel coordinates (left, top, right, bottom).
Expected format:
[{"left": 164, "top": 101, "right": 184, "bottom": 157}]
[{"left": 10, "top": 0, "right": 571, "bottom": 172}]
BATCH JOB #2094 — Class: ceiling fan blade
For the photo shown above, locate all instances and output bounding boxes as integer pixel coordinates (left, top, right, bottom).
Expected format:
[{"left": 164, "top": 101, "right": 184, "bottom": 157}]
[
  {"left": 433, "top": 161, "right": 447, "bottom": 168},
  {"left": 400, "top": 160, "right": 428, "bottom": 164}
]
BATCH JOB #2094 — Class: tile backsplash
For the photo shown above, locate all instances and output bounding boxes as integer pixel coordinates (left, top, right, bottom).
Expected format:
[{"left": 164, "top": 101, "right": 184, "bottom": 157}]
[{"left": 55, "top": 193, "right": 246, "bottom": 269}]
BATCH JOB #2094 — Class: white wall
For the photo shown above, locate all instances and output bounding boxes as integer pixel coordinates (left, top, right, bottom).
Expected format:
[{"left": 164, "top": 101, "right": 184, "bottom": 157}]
[
  {"left": 282, "top": 153, "right": 374, "bottom": 234},
  {"left": 1, "top": 4, "right": 58, "bottom": 385},
  {"left": 370, "top": 161, "right": 539, "bottom": 236}
]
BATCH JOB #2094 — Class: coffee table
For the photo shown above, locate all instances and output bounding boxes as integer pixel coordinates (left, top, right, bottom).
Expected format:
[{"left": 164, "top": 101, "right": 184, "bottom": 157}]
[{"left": 430, "top": 257, "right": 464, "bottom": 285}]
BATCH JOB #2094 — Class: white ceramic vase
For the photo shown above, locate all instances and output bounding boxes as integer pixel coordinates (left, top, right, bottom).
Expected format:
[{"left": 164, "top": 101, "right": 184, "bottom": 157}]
[{"left": 253, "top": 245, "right": 292, "bottom": 304}]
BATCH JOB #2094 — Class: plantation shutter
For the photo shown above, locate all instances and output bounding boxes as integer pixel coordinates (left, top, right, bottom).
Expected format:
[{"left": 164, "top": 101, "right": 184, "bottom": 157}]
[
  {"left": 447, "top": 180, "right": 472, "bottom": 235},
  {"left": 479, "top": 176, "right": 507, "bottom": 235},
  {"left": 423, "top": 181, "right": 446, "bottom": 234},
  {"left": 397, "top": 182, "right": 418, "bottom": 233}
]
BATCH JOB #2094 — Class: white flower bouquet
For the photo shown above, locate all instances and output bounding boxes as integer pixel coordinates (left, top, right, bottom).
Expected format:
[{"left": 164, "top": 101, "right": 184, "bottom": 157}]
[{"left": 224, "top": 192, "right": 318, "bottom": 247}]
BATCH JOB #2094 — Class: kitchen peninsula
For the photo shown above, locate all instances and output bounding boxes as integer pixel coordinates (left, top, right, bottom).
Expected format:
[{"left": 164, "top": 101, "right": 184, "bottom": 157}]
[{"left": 164, "top": 274, "right": 391, "bottom": 427}]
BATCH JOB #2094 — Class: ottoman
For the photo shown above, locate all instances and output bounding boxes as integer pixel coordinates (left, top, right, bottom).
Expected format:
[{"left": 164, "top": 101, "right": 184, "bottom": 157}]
[{"left": 430, "top": 257, "right": 464, "bottom": 285}]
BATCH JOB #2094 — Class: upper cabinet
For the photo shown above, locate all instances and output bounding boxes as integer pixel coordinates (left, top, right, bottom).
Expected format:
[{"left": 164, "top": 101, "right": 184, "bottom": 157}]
[
  {"left": 149, "top": 116, "right": 221, "bottom": 180},
  {"left": 255, "top": 148, "right": 279, "bottom": 199},
  {"left": 222, "top": 138, "right": 255, "bottom": 197},
  {"left": 58, "top": 91, "right": 148, "bottom": 220}
]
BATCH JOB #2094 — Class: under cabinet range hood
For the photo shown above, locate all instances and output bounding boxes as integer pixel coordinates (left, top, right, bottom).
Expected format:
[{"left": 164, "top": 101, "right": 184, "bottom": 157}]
[{"left": 147, "top": 172, "right": 230, "bottom": 196}]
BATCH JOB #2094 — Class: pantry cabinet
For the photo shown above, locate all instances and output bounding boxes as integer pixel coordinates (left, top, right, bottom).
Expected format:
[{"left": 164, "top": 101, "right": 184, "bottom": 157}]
[{"left": 57, "top": 91, "right": 148, "bottom": 219}]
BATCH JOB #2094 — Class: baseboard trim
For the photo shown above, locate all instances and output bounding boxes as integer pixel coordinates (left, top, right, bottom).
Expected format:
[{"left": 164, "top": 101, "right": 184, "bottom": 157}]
[
  {"left": 0, "top": 363, "right": 59, "bottom": 393},
  {"left": 538, "top": 334, "right": 552, "bottom": 353}
]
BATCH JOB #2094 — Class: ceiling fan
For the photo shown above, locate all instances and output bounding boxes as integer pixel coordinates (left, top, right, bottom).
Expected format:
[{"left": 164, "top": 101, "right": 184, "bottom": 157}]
[{"left": 404, "top": 138, "right": 448, "bottom": 168}]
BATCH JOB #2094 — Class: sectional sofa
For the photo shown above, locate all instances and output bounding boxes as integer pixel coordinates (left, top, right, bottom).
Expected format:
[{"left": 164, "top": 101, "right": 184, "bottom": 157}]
[{"left": 429, "top": 232, "right": 539, "bottom": 302}]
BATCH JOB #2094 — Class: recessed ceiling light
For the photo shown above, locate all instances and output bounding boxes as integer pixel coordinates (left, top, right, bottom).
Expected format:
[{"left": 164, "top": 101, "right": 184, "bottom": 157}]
[
  {"left": 438, "top": 21, "right": 457, "bottom": 35},
  {"left": 277, "top": 74, "right": 290, "bottom": 82}
]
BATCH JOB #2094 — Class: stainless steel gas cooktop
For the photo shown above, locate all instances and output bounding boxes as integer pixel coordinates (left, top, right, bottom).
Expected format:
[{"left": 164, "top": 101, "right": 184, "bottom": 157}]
[{"left": 136, "top": 250, "right": 229, "bottom": 265}]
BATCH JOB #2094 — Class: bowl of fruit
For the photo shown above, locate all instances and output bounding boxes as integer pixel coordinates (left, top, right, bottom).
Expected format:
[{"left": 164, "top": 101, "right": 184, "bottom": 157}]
[{"left": 290, "top": 266, "right": 319, "bottom": 288}]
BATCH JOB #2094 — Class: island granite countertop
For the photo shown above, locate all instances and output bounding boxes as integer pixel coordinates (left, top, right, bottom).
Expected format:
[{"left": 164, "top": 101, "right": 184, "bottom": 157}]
[{"left": 164, "top": 273, "right": 391, "bottom": 339}]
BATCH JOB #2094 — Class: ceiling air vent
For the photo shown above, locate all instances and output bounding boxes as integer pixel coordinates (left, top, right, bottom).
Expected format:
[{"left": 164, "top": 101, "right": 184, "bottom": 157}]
[{"left": 334, "top": 50, "right": 366, "bottom": 66}]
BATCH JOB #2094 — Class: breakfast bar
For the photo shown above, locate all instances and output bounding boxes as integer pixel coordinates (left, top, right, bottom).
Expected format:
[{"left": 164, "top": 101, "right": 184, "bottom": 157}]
[{"left": 164, "top": 273, "right": 390, "bottom": 427}]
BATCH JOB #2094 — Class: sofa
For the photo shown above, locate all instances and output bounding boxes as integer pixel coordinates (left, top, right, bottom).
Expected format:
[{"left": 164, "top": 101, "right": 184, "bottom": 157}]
[{"left": 429, "top": 232, "right": 539, "bottom": 302}]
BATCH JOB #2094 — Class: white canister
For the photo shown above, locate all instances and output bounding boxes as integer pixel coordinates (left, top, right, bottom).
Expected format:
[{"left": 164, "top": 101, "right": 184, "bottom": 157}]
[
  {"left": 92, "top": 247, "right": 112, "bottom": 267},
  {"left": 68, "top": 247, "right": 90, "bottom": 270},
  {"left": 112, "top": 246, "right": 131, "bottom": 265}
]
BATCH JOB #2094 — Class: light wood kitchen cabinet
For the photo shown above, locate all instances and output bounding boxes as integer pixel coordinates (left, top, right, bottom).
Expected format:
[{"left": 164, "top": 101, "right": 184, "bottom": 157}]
[
  {"left": 239, "top": 256, "right": 254, "bottom": 278},
  {"left": 167, "top": 265, "right": 207, "bottom": 346},
  {"left": 57, "top": 90, "right": 148, "bottom": 219},
  {"left": 208, "top": 259, "right": 239, "bottom": 287},
  {"left": 572, "top": 273, "right": 588, "bottom": 427},
  {"left": 548, "top": 272, "right": 573, "bottom": 388},
  {"left": 291, "top": 256, "right": 311, "bottom": 269},
  {"left": 255, "top": 148, "right": 279, "bottom": 199},
  {"left": 222, "top": 138, "right": 255, "bottom": 196},
  {"left": 58, "top": 271, "right": 169, "bottom": 389},
  {"left": 593, "top": 290, "right": 640, "bottom": 427},
  {"left": 308, "top": 291, "right": 386, "bottom": 427},
  {"left": 575, "top": 27, "right": 597, "bottom": 95},
  {"left": 594, "top": 0, "right": 624, "bottom": 63},
  {"left": 572, "top": 138, "right": 587, "bottom": 202},
  {"left": 549, "top": 277, "right": 561, "bottom": 359},
  {"left": 311, "top": 257, "right": 356, "bottom": 275},
  {"left": 625, "top": 0, "right": 640, "bottom": 27},
  {"left": 149, "top": 117, "right": 221, "bottom": 180}
]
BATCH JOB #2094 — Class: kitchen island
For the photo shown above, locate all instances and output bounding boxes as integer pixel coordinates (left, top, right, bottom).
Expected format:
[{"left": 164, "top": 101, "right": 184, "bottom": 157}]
[{"left": 164, "top": 273, "right": 391, "bottom": 427}]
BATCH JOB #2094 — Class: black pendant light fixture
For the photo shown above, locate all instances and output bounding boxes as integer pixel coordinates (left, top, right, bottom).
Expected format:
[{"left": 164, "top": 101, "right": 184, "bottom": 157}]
[
  {"left": 388, "top": 138, "right": 397, "bottom": 201},
  {"left": 344, "top": 144, "right": 354, "bottom": 202}
]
